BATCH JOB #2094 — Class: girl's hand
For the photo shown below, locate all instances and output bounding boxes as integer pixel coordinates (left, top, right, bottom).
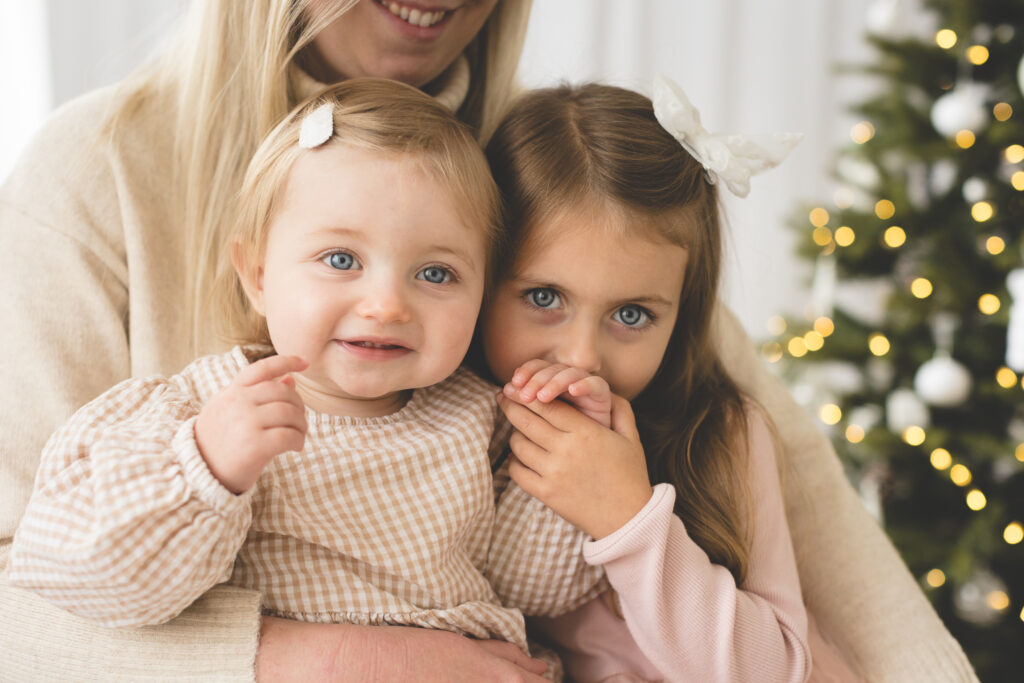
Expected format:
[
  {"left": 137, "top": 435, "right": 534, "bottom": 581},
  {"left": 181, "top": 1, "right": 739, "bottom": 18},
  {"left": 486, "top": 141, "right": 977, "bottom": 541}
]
[
  {"left": 195, "top": 355, "right": 308, "bottom": 494},
  {"left": 498, "top": 391, "right": 653, "bottom": 540},
  {"left": 505, "top": 359, "right": 612, "bottom": 427}
]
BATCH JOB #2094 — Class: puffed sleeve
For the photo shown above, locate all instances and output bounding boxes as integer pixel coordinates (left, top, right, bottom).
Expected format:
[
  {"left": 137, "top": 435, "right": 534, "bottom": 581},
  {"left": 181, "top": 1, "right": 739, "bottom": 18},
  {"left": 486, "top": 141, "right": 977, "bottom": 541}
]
[{"left": 8, "top": 373, "right": 254, "bottom": 628}]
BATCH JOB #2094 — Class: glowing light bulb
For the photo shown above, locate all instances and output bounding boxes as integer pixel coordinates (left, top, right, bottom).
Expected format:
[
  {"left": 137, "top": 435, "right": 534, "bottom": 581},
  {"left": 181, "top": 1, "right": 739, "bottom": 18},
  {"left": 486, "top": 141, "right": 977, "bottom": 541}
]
[
  {"left": 965, "top": 489, "right": 986, "bottom": 510},
  {"left": 1016, "top": 443, "right": 1024, "bottom": 462},
  {"left": 972, "top": 201, "right": 994, "bottom": 222},
  {"left": 766, "top": 315, "right": 787, "bottom": 336},
  {"left": 903, "top": 426, "right": 926, "bottom": 446},
  {"left": 1004, "top": 522, "right": 1024, "bottom": 545},
  {"left": 809, "top": 207, "right": 830, "bottom": 227},
  {"left": 845, "top": 424, "right": 865, "bottom": 443},
  {"left": 814, "top": 317, "right": 835, "bottom": 337},
  {"left": 868, "top": 333, "right": 890, "bottom": 356},
  {"left": 925, "top": 569, "right": 946, "bottom": 587},
  {"left": 819, "top": 404, "right": 842, "bottom": 425},
  {"left": 850, "top": 122, "right": 875, "bottom": 144},
  {"left": 978, "top": 293, "right": 1000, "bottom": 315},
  {"left": 788, "top": 337, "right": 808, "bottom": 358},
  {"left": 935, "top": 29, "right": 957, "bottom": 49},
  {"left": 761, "top": 342, "right": 783, "bottom": 363},
  {"left": 884, "top": 226, "right": 906, "bottom": 248},
  {"left": 987, "top": 591, "right": 1009, "bottom": 610},
  {"left": 929, "top": 448, "right": 952, "bottom": 470},
  {"left": 994, "top": 102, "right": 1012, "bottom": 121},
  {"left": 966, "top": 45, "right": 989, "bottom": 65},
  {"left": 911, "top": 278, "right": 932, "bottom": 298},
  {"left": 986, "top": 236, "right": 1005, "bottom": 255},
  {"left": 875, "top": 199, "right": 895, "bottom": 219},
  {"left": 804, "top": 331, "right": 824, "bottom": 351},
  {"left": 956, "top": 130, "right": 976, "bottom": 148},
  {"left": 1005, "top": 145, "right": 1024, "bottom": 163},
  {"left": 1013, "top": 171, "right": 1024, "bottom": 191},
  {"left": 950, "top": 464, "right": 972, "bottom": 486},
  {"left": 997, "top": 367, "right": 1018, "bottom": 388},
  {"left": 812, "top": 226, "right": 833, "bottom": 246},
  {"left": 834, "top": 226, "right": 855, "bottom": 246}
]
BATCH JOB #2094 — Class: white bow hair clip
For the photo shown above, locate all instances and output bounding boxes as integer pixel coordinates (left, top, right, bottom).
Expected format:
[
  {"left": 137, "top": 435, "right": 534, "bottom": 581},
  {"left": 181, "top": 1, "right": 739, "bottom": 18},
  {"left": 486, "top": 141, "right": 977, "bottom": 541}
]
[
  {"left": 652, "top": 75, "right": 802, "bottom": 198},
  {"left": 298, "top": 102, "right": 334, "bottom": 149}
]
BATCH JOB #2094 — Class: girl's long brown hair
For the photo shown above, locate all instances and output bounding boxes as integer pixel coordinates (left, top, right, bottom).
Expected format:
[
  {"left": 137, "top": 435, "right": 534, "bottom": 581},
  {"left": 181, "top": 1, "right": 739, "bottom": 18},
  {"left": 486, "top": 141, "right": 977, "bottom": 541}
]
[{"left": 486, "top": 83, "right": 753, "bottom": 583}]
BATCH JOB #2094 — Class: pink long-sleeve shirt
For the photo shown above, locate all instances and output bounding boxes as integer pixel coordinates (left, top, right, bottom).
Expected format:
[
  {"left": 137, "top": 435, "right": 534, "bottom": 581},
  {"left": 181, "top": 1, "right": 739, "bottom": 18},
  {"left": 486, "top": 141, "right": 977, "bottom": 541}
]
[{"left": 531, "top": 409, "right": 862, "bottom": 682}]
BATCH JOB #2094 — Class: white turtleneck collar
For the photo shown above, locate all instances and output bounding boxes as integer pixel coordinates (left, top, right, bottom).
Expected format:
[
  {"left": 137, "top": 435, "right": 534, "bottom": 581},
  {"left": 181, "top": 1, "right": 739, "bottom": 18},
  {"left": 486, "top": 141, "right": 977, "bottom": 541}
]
[{"left": 289, "top": 55, "right": 471, "bottom": 113}]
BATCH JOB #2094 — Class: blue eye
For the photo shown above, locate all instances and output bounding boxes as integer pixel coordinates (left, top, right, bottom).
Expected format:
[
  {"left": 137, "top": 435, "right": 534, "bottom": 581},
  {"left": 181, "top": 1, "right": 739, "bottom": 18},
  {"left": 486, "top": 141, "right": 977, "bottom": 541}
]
[
  {"left": 418, "top": 266, "right": 453, "bottom": 284},
  {"left": 526, "top": 288, "right": 560, "bottom": 309},
  {"left": 325, "top": 251, "right": 357, "bottom": 270},
  {"left": 613, "top": 305, "right": 651, "bottom": 327}
]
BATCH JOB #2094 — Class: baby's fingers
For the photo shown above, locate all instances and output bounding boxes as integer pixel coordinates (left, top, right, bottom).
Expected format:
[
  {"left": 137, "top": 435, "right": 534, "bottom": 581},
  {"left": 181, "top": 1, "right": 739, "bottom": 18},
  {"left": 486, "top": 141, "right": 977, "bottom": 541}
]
[
  {"left": 534, "top": 367, "right": 592, "bottom": 402},
  {"left": 236, "top": 354, "right": 308, "bottom": 387},
  {"left": 515, "top": 363, "right": 571, "bottom": 402},
  {"left": 510, "top": 359, "right": 557, "bottom": 388},
  {"left": 568, "top": 374, "right": 611, "bottom": 401},
  {"left": 257, "top": 400, "right": 308, "bottom": 437}
]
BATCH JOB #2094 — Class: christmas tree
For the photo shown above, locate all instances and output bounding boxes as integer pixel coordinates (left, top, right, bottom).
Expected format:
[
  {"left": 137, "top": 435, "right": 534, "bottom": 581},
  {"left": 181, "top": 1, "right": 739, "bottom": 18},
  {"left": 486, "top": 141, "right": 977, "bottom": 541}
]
[{"left": 769, "top": 0, "right": 1023, "bottom": 678}]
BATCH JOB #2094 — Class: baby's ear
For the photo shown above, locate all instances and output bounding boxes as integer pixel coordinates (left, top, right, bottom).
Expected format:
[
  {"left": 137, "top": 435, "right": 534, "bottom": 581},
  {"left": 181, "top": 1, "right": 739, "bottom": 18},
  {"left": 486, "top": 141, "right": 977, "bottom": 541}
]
[{"left": 231, "top": 240, "right": 266, "bottom": 315}]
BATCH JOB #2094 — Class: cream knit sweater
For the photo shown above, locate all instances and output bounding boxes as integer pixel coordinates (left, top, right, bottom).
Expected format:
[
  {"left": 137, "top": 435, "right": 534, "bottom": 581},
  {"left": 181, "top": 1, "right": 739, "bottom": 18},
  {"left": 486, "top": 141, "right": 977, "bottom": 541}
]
[{"left": 0, "top": 80, "right": 976, "bottom": 682}]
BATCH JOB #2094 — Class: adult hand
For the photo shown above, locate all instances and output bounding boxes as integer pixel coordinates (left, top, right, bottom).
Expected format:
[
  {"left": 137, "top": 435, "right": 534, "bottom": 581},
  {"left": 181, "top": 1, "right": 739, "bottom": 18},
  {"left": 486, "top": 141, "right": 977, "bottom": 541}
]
[
  {"left": 194, "top": 355, "right": 308, "bottom": 493},
  {"left": 505, "top": 359, "right": 612, "bottom": 427},
  {"left": 498, "top": 392, "right": 653, "bottom": 540},
  {"left": 256, "top": 617, "right": 549, "bottom": 682}
]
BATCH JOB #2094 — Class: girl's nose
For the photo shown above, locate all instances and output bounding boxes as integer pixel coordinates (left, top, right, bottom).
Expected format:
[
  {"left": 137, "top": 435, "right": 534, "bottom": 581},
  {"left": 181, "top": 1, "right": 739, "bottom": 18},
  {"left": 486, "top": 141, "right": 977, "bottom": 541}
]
[
  {"left": 554, "top": 326, "right": 602, "bottom": 375},
  {"left": 355, "top": 280, "right": 412, "bottom": 324}
]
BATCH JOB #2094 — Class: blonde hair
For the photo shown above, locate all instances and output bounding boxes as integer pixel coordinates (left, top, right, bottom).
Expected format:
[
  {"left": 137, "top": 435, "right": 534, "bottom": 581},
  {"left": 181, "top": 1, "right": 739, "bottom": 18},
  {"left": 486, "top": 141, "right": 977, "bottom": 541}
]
[
  {"left": 486, "top": 84, "right": 754, "bottom": 583},
  {"left": 218, "top": 78, "right": 501, "bottom": 347},
  {"left": 105, "top": 0, "right": 532, "bottom": 354}
]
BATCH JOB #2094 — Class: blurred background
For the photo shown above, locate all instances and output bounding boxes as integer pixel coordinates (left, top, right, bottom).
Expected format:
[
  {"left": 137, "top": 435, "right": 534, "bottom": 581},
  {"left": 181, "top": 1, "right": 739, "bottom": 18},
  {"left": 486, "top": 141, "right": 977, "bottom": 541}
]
[{"left": 1, "top": 0, "right": 1019, "bottom": 677}]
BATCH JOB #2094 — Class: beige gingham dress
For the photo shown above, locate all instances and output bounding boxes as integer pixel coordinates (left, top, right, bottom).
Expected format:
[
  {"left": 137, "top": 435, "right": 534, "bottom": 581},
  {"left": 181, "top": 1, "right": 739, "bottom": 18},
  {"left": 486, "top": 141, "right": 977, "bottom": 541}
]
[{"left": 9, "top": 346, "right": 606, "bottom": 653}]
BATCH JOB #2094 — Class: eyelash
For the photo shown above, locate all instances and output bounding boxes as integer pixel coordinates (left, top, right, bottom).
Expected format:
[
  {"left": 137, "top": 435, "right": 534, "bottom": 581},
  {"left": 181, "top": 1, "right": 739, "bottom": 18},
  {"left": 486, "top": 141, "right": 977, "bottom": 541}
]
[{"left": 417, "top": 264, "right": 460, "bottom": 284}]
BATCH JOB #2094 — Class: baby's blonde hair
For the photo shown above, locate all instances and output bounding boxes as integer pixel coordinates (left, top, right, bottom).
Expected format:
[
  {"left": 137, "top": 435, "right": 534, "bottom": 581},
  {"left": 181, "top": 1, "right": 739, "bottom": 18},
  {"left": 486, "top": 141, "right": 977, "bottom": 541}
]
[{"left": 216, "top": 78, "right": 501, "bottom": 347}]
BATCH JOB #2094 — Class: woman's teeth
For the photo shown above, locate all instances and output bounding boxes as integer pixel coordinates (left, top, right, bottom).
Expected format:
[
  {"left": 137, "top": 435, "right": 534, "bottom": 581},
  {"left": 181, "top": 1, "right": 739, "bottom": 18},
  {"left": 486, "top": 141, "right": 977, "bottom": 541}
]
[{"left": 385, "top": 2, "right": 448, "bottom": 28}]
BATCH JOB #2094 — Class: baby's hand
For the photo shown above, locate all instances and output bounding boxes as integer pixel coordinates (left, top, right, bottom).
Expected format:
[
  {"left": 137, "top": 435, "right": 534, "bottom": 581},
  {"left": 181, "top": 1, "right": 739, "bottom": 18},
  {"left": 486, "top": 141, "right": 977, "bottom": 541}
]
[
  {"left": 195, "top": 355, "right": 308, "bottom": 494},
  {"left": 504, "top": 360, "right": 611, "bottom": 428}
]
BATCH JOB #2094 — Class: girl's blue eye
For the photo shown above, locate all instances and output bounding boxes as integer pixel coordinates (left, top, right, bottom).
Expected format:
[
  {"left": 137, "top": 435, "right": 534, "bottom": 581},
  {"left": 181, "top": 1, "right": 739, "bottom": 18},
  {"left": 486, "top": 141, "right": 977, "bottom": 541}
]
[
  {"left": 526, "top": 288, "right": 560, "bottom": 309},
  {"left": 418, "top": 266, "right": 453, "bottom": 284},
  {"left": 325, "top": 252, "right": 357, "bottom": 270},
  {"left": 614, "top": 304, "right": 651, "bottom": 327}
]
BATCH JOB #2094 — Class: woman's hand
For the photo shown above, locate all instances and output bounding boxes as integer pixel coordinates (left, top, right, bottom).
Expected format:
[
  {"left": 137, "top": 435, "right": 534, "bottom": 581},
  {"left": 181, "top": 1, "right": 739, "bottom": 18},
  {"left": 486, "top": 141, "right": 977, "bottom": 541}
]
[
  {"left": 498, "top": 390, "right": 653, "bottom": 540},
  {"left": 505, "top": 360, "right": 612, "bottom": 427},
  {"left": 256, "top": 617, "right": 549, "bottom": 682},
  {"left": 195, "top": 355, "right": 309, "bottom": 493}
]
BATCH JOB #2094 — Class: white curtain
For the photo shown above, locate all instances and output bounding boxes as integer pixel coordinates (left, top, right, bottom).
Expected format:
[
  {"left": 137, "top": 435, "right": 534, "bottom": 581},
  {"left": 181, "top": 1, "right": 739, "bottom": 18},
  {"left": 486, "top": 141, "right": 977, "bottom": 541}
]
[
  {"left": 520, "top": 0, "right": 890, "bottom": 339},
  {"left": 0, "top": 2, "right": 52, "bottom": 182}
]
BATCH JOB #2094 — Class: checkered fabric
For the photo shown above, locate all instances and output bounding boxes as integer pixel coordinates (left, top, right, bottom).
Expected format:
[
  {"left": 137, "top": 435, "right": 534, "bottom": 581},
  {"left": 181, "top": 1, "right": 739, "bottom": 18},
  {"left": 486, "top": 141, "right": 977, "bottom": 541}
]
[{"left": 9, "top": 347, "right": 606, "bottom": 655}]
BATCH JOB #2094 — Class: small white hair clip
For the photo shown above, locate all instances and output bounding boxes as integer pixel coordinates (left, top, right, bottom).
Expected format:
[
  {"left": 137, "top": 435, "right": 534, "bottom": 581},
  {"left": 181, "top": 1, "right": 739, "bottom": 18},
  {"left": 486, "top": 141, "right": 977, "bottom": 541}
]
[
  {"left": 652, "top": 74, "right": 802, "bottom": 198},
  {"left": 298, "top": 102, "right": 334, "bottom": 149}
]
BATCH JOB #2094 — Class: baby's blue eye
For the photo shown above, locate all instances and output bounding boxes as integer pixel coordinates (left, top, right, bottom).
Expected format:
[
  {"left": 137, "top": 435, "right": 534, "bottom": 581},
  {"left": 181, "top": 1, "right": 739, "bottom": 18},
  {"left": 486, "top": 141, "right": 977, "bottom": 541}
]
[
  {"left": 325, "top": 252, "right": 357, "bottom": 270},
  {"left": 418, "top": 266, "right": 453, "bottom": 284},
  {"left": 614, "top": 305, "right": 650, "bottom": 327},
  {"left": 526, "top": 288, "right": 560, "bottom": 309}
]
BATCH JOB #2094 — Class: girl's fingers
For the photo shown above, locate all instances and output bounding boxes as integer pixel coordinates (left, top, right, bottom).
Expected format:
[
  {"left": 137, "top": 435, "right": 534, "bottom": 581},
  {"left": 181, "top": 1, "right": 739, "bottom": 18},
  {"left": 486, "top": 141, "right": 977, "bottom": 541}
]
[
  {"left": 536, "top": 367, "right": 590, "bottom": 402},
  {"left": 498, "top": 395, "right": 565, "bottom": 446},
  {"left": 507, "top": 455, "right": 544, "bottom": 495},
  {"left": 502, "top": 391, "right": 595, "bottom": 434},
  {"left": 508, "top": 430, "right": 549, "bottom": 474},
  {"left": 609, "top": 393, "right": 641, "bottom": 440},
  {"left": 237, "top": 354, "right": 308, "bottom": 387},
  {"left": 510, "top": 359, "right": 556, "bottom": 388}
]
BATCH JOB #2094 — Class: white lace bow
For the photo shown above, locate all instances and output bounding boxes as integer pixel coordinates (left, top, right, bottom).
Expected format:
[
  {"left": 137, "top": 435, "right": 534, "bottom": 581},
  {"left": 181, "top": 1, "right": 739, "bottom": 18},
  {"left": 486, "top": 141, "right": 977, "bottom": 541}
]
[{"left": 652, "top": 74, "right": 802, "bottom": 198}]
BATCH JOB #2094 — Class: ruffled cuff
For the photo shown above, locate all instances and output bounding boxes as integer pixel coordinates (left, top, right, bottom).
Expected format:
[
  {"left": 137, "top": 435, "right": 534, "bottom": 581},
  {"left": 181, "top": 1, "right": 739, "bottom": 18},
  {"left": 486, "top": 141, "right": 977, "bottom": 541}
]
[{"left": 173, "top": 417, "right": 254, "bottom": 516}]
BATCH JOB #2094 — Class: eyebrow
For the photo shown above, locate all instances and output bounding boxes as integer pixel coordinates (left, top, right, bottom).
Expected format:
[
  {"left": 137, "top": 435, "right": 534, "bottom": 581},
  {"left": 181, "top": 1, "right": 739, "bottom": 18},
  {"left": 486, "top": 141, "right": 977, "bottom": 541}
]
[{"left": 512, "top": 276, "right": 676, "bottom": 308}]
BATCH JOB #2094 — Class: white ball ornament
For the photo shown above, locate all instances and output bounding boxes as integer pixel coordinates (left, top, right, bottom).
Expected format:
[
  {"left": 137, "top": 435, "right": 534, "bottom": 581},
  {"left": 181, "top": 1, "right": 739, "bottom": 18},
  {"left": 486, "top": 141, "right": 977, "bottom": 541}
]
[
  {"left": 961, "top": 176, "right": 989, "bottom": 203},
  {"left": 1018, "top": 53, "right": 1024, "bottom": 98},
  {"left": 886, "top": 388, "right": 930, "bottom": 433},
  {"left": 1005, "top": 268, "right": 1024, "bottom": 372},
  {"left": 913, "top": 354, "right": 972, "bottom": 407},
  {"left": 930, "top": 83, "right": 989, "bottom": 137},
  {"left": 866, "top": 0, "right": 907, "bottom": 39}
]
